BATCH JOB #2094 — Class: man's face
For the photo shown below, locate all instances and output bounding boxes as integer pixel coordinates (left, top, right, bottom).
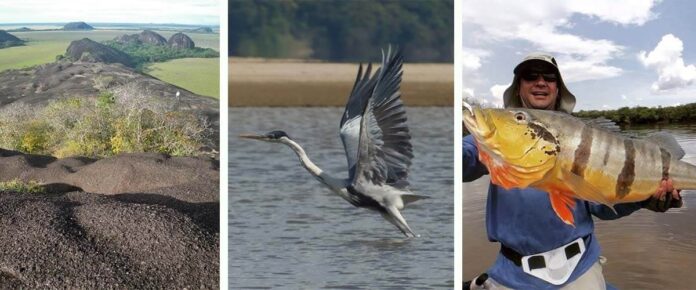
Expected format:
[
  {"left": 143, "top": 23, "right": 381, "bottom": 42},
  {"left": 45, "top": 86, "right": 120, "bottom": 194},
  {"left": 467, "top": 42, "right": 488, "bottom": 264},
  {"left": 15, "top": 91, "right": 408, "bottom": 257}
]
[{"left": 518, "top": 66, "right": 559, "bottom": 110}]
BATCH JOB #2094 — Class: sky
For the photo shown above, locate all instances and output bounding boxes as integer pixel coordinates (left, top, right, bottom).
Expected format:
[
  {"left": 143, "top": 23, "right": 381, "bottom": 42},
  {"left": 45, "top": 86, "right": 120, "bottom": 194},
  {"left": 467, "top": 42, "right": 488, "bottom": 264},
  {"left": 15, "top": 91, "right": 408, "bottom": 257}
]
[
  {"left": 0, "top": 0, "right": 219, "bottom": 25},
  {"left": 462, "top": 0, "right": 696, "bottom": 111}
]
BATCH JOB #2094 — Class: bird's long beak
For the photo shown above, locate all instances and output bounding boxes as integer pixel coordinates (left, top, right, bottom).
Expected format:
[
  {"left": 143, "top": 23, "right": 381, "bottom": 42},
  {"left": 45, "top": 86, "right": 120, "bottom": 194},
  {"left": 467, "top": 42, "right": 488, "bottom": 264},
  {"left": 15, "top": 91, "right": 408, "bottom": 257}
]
[{"left": 238, "top": 133, "right": 267, "bottom": 141}]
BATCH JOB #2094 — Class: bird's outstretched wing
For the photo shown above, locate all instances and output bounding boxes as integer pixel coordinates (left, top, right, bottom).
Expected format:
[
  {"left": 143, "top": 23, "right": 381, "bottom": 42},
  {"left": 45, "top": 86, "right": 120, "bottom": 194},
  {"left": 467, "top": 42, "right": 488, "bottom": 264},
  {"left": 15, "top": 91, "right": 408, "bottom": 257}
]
[
  {"left": 351, "top": 47, "right": 413, "bottom": 188},
  {"left": 340, "top": 61, "right": 379, "bottom": 180}
]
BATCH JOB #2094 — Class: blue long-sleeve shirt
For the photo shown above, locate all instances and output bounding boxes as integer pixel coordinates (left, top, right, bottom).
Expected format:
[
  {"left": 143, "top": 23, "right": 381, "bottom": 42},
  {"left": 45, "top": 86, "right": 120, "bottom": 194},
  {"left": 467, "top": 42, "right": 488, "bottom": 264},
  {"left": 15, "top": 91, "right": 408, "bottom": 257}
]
[{"left": 463, "top": 135, "right": 642, "bottom": 289}]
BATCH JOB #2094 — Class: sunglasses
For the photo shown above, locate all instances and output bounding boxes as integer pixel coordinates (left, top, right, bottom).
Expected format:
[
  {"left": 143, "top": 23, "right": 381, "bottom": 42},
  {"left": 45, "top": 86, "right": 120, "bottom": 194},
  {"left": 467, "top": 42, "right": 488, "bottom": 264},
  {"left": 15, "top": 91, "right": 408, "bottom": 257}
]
[{"left": 520, "top": 72, "right": 557, "bottom": 82}]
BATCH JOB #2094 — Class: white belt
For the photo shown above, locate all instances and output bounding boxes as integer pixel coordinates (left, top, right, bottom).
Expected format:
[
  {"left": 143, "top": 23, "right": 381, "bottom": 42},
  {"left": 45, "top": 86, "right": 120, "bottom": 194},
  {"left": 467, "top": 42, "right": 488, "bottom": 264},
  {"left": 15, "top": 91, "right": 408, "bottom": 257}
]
[{"left": 521, "top": 237, "right": 586, "bottom": 285}]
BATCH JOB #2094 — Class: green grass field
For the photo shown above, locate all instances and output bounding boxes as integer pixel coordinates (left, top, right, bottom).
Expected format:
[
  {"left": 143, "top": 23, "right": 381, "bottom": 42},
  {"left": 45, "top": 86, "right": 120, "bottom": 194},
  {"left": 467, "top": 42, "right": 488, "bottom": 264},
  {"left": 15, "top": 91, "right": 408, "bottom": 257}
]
[
  {"left": 146, "top": 58, "right": 220, "bottom": 98},
  {"left": 0, "top": 29, "right": 219, "bottom": 95}
]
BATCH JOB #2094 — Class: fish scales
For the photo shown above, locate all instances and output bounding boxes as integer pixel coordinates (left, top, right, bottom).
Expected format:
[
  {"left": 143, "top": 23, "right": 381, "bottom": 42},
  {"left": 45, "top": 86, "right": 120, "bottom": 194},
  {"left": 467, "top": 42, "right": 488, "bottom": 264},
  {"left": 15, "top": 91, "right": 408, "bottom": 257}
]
[{"left": 463, "top": 106, "right": 696, "bottom": 225}]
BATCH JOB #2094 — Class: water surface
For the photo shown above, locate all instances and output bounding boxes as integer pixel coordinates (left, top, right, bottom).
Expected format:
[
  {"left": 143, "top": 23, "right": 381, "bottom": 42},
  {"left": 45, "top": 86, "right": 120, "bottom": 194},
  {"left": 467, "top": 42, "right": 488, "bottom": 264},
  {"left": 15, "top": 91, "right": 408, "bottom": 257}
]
[
  {"left": 231, "top": 107, "right": 453, "bottom": 289},
  {"left": 463, "top": 124, "right": 696, "bottom": 289}
]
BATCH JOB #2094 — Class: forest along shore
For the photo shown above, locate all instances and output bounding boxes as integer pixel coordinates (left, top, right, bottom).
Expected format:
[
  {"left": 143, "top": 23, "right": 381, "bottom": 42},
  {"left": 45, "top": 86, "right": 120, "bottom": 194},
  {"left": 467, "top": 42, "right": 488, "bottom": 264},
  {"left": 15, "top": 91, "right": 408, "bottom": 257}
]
[{"left": 229, "top": 57, "right": 454, "bottom": 107}]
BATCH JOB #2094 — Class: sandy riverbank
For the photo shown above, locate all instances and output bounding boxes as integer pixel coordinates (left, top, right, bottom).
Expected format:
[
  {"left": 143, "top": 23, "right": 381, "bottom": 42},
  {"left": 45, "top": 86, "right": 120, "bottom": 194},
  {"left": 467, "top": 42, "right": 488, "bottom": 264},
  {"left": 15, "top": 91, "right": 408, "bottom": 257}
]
[{"left": 229, "top": 57, "right": 453, "bottom": 107}]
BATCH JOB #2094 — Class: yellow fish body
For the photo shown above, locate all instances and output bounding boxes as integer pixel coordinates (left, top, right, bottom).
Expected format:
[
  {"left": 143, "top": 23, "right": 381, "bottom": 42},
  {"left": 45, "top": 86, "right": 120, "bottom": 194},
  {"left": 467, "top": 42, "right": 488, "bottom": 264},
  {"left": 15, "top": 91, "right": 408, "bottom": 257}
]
[{"left": 463, "top": 105, "right": 696, "bottom": 226}]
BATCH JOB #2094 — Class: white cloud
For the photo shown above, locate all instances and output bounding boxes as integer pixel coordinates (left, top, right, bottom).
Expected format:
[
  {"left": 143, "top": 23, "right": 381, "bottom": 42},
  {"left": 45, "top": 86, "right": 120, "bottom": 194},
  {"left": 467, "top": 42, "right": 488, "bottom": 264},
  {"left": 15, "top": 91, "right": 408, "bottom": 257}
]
[
  {"left": 0, "top": 0, "right": 219, "bottom": 24},
  {"left": 462, "top": 0, "right": 659, "bottom": 82},
  {"left": 566, "top": 0, "right": 658, "bottom": 25},
  {"left": 462, "top": 50, "right": 482, "bottom": 71},
  {"left": 638, "top": 34, "right": 696, "bottom": 91},
  {"left": 489, "top": 84, "right": 509, "bottom": 107},
  {"left": 463, "top": 87, "right": 475, "bottom": 99}
]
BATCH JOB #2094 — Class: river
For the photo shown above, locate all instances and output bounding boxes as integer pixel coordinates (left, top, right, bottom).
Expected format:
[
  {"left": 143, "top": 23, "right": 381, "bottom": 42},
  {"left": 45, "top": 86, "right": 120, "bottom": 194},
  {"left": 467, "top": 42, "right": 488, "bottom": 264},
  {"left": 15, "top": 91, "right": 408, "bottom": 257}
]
[{"left": 230, "top": 107, "right": 454, "bottom": 289}]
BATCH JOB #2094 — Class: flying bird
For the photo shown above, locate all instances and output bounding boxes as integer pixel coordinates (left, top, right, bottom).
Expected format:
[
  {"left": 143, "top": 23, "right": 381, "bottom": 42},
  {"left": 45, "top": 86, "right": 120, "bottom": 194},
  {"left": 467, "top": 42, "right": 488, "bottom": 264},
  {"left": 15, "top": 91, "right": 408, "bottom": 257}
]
[{"left": 240, "top": 48, "right": 427, "bottom": 237}]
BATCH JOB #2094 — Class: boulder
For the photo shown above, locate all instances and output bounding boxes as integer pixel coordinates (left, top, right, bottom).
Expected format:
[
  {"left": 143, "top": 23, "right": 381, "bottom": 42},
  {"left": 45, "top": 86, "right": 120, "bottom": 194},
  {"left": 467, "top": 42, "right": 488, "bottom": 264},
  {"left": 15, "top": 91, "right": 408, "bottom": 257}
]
[
  {"left": 138, "top": 30, "right": 167, "bottom": 46},
  {"left": 113, "top": 34, "right": 140, "bottom": 45},
  {"left": 167, "top": 32, "right": 195, "bottom": 49},
  {"left": 65, "top": 38, "right": 134, "bottom": 67}
]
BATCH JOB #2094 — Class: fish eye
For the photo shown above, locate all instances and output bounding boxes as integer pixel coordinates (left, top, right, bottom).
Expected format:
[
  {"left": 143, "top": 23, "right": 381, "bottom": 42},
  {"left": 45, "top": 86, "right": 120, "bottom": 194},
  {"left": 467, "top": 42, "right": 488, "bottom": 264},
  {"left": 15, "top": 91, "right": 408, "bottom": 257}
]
[{"left": 514, "top": 112, "right": 527, "bottom": 122}]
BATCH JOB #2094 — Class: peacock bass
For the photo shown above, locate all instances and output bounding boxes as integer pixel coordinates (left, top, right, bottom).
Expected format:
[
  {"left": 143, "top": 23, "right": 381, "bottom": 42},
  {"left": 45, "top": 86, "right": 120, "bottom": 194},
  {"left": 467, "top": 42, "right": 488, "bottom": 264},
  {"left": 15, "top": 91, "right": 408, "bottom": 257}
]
[{"left": 463, "top": 104, "right": 696, "bottom": 226}]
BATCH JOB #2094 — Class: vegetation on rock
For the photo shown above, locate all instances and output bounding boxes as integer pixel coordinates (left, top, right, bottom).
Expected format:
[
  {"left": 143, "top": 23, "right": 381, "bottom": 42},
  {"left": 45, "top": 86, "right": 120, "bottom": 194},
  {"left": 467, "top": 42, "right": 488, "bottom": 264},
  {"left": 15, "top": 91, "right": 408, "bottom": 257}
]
[
  {"left": 0, "top": 178, "right": 44, "bottom": 194},
  {"left": 0, "top": 88, "right": 213, "bottom": 158}
]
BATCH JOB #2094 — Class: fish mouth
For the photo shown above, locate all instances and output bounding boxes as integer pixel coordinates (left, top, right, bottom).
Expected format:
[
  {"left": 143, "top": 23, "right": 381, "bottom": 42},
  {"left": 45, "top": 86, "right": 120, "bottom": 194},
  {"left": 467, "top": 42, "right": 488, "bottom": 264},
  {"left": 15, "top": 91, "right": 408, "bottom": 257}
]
[{"left": 462, "top": 104, "right": 494, "bottom": 139}]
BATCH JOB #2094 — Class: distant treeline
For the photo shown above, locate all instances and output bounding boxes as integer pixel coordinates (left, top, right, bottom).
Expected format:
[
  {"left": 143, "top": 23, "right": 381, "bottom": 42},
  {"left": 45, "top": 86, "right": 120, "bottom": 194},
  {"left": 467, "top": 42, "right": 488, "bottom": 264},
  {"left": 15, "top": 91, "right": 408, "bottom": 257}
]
[
  {"left": 574, "top": 103, "right": 696, "bottom": 125},
  {"left": 229, "top": 0, "right": 453, "bottom": 62}
]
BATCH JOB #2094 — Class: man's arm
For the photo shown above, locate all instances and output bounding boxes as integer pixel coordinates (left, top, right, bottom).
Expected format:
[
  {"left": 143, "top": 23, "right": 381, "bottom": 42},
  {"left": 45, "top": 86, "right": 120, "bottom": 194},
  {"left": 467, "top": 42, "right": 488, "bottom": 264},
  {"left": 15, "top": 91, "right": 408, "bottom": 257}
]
[
  {"left": 463, "top": 135, "right": 488, "bottom": 182},
  {"left": 589, "top": 202, "right": 642, "bottom": 220}
]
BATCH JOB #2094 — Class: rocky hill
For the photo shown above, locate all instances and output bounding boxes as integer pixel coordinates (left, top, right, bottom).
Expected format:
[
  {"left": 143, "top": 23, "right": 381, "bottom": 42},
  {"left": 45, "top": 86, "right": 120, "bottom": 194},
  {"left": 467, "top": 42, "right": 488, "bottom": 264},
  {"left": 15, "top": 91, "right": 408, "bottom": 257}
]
[
  {"left": 114, "top": 30, "right": 169, "bottom": 46},
  {"left": 168, "top": 32, "right": 195, "bottom": 49},
  {"left": 0, "top": 41, "right": 219, "bottom": 150},
  {"left": 138, "top": 30, "right": 167, "bottom": 45},
  {"left": 0, "top": 30, "right": 24, "bottom": 48},
  {"left": 63, "top": 21, "right": 94, "bottom": 30},
  {"left": 0, "top": 150, "right": 219, "bottom": 288},
  {"left": 66, "top": 38, "right": 134, "bottom": 67}
]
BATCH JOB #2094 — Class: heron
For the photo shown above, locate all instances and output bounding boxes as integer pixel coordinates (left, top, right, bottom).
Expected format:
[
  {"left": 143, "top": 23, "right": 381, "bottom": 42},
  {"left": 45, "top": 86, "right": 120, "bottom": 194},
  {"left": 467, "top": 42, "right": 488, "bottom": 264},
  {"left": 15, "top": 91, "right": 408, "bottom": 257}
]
[{"left": 240, "top": 48, "right": 427, "bottom": 237}]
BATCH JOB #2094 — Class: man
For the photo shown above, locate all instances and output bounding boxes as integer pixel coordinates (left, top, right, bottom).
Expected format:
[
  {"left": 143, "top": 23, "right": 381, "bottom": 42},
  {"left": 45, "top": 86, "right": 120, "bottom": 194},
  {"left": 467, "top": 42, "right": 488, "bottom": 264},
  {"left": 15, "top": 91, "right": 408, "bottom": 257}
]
[{"left": 463, "top": 52, "right": 682, "bottom": 289}]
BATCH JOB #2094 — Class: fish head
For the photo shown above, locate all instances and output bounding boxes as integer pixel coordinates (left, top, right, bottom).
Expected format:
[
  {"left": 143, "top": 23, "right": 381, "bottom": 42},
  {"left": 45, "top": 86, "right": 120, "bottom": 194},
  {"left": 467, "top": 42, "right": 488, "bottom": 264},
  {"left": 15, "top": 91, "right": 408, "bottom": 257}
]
[{"left": 464, "top": 107, "right": 560, "bottom": 189}]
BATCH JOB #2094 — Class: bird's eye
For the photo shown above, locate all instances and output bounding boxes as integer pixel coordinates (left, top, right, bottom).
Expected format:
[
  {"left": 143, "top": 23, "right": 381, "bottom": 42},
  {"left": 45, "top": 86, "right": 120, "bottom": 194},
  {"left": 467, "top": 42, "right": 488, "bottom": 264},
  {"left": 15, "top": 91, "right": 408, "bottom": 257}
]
[{"left": 514, "top": 112, "right": 527, "bottom": 122}]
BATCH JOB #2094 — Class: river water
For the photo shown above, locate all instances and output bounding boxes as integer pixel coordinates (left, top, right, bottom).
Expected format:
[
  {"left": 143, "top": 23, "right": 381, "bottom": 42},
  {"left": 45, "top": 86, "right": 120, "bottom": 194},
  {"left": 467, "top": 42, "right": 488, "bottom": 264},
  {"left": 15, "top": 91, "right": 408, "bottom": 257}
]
[
  {"left": 463, "top": 124, "right": 696, "bottom": 289},
  {"left": 230, "top": 107, "right": 453, "bottom": 289}
]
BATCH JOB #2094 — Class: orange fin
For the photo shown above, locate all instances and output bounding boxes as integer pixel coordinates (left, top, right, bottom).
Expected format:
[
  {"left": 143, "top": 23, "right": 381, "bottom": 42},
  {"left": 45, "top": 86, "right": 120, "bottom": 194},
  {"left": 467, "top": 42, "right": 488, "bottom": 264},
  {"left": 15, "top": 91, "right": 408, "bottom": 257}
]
[
  {"left": 560, "top": 170, "right": 617, "bottom": 214},
  {"left": 549, "top": 192, "right": 577, "bottom": 226}
]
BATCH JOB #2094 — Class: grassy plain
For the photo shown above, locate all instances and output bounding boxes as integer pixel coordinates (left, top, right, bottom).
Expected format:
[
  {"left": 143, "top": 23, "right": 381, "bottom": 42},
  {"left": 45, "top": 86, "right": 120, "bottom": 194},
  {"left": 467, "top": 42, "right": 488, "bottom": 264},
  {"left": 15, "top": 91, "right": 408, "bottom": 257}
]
[
  {"left": 0, "top": 30, "right": 219, "bottom": 71},
  {"left": 229, "top": 58, "right": 453, "bottom": 106},
  {"left": 146, "top": 58, "right": 220, "bottom": 98}
]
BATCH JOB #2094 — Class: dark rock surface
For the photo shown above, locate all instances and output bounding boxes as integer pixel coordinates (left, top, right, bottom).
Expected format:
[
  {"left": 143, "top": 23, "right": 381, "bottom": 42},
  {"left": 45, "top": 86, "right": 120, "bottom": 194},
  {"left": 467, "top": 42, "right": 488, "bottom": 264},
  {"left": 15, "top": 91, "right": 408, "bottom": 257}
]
[
  {"left": 138, "top": 30, "right": 167, "bottom": 46},
  {"left": 0, "top": 30, "right": 23, "bottom": 48},
  {"left": 66, "top": 38, "right": 134, "bottom": 67},
  {"left": 0, "top": 150, "right": 219, "bottom": 288},
  {"left": 168, "top": 32, "right": 195, "bottom": 49},
  {"left": 63, "top": 22, "right": 94, "bottom": 30},
  {"left": 113, "top": 33, "right": 140, "bottom": 44}
]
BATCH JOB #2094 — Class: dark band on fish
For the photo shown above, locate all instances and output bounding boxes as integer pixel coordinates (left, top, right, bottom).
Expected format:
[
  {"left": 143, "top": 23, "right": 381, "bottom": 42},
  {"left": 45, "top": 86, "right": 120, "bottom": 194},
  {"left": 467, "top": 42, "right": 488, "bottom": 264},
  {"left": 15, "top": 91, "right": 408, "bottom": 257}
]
[
  {"left": 616, "top": 139, "right": 636, "bottom": 198},
  {"left": 601, "top": 144, "right": 611, "bottom": 166},
  {"left": 660, "top": 148, "right": 671, "bottom": 180},
  {"left": 571, "top": 124, "right": 593, "bottom": 177},
  {"left": 528, "top": 122, "right": 561, "bottom": 156},
  {"left": 528, "top": 122, "right": 558, "bottom": 145}
]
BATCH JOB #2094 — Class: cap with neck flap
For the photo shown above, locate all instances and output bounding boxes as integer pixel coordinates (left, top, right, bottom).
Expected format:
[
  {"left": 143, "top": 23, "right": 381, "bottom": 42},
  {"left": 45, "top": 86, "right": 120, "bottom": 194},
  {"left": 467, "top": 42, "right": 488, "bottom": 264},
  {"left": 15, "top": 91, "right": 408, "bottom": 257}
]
[{"left": 502, "top": 52, "right": 576, "bottom": 113}]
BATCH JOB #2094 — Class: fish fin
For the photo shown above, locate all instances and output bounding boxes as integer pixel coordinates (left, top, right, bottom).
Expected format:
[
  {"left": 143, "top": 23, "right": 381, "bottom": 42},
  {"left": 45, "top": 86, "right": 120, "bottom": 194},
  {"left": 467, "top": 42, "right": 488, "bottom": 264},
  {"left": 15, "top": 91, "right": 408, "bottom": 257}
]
[
  {"left": 584, "top": 117, "right": 622, "bottom": 133},
  {"left": 548, "top": 191, "right": 576, "bottom": 226},
  {"left": 561, "top": 170, "right": 615, "bottom": 209},
  {"left": 645, "top": 132, "right": 685, "bottom": 160}
]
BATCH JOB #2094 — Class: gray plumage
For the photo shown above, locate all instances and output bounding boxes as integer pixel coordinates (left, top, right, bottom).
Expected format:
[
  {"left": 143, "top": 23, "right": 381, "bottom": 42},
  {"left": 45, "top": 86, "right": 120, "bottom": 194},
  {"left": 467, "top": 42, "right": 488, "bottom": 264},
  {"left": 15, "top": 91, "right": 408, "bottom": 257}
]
[{"left": 240, "top": 47, "right": 427, "bottom": 237}]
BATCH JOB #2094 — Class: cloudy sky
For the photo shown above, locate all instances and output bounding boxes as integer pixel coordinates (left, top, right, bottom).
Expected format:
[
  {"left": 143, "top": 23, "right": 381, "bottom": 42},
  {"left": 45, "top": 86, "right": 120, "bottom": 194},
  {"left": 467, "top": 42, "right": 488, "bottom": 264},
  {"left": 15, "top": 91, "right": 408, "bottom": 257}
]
[
  {"left": 0, "top": 0, "right": 219, "bottom": 25},
  {"left": 462, "top": 0, "right": 696, "bottom": 110}
]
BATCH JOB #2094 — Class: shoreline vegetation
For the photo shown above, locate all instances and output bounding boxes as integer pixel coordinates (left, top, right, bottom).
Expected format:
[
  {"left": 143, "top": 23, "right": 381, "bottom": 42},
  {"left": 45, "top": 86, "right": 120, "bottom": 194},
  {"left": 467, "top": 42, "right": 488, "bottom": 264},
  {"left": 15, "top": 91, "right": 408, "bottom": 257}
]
[
  {"left": 574, "top": 103, "right": 696, "bottom": 126},
  {"left": 229, "top": 57, "right": 453, "bottom": 107}
]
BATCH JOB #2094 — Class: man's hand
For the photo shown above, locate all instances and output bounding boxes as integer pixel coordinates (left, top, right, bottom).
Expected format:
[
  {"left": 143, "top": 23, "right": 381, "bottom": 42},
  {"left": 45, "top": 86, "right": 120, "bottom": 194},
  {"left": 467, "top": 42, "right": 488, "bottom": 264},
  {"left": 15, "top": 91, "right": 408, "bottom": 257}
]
[{"left": 642, "top": 178, "right": 683, "bottom": 212}]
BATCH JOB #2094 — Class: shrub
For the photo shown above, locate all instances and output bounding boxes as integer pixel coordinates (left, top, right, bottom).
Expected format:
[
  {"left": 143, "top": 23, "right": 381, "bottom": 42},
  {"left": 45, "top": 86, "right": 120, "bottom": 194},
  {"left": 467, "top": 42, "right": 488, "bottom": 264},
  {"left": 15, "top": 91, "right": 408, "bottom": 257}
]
[{"left": 0, "top": 90, "right": 212, "bottom": 158}]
